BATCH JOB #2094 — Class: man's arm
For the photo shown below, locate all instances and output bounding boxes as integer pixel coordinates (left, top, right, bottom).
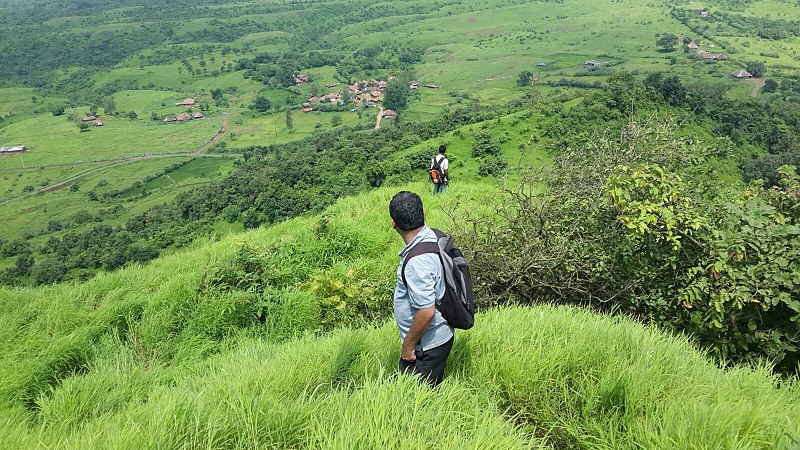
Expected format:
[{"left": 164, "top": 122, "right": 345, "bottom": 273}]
[{"left": 401, "top": 306, "right": 436, "bottom": 361}]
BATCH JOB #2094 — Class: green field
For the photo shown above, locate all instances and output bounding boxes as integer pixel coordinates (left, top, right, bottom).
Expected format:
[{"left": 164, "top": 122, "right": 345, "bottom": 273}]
[{"left": 0, "top": 114, "right": 222, "bottom": 168}]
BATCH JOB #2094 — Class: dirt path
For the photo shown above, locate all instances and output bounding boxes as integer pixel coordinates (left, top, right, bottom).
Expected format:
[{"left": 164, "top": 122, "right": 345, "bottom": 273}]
[
  {"left": 480, "top": 75, "right": 513, "bottom": 81},
  {"left": 375, "top": 107, "right": 384, "bottom": 129},
  {"left": 194, "top": 112, "right": 228, "bottom": 154},
  {"left": 1, "top": 113, "right": 241, "bottom": 205},
  {"left": 746, "top": 78, "right": 766, "bottom": 98}
]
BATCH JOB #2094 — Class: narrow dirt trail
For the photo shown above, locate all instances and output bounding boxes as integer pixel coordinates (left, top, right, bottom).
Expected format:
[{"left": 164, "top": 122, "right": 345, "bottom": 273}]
[
  {"left": 750, "top": 78, "right": 765, "bottom": 98},
  {"left": 194, "top": 112, "right": 228, "bottom": 154},
  {"left": 375, "top": 107, "right": 384, "bottom": 129}
]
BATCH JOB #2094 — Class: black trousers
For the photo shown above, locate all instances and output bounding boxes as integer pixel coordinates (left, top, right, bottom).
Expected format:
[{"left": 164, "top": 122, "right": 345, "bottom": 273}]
[{"left": 398, "top": 336, "right": 454, "bottom": 386}]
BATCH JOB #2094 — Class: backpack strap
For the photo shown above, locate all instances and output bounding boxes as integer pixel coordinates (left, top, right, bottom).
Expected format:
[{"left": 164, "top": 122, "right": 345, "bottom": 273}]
[
  {"left": 401, "top": 241, "right": 441, "bottom": 287},
  {"left": 431, "top": 155, "right": 444, "bottom": 170}
]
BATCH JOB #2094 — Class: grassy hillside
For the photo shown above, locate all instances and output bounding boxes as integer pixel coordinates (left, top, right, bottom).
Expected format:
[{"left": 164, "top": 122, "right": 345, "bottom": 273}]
[{"left": 2, "top": 182, "right": 799, "bottom": 449}]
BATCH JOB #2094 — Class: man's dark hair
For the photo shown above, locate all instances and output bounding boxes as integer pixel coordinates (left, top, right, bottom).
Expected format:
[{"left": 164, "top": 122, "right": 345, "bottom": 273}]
[
  {"left": 438, "top": 145, "right": 446, "bottom": 154},
  {"left": 390, "top": 191, "right": 425, "bottom": 231}
]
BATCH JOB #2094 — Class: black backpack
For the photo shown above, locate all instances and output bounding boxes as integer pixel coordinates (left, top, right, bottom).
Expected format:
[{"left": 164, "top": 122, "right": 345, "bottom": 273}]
[
  {"left": 429, "top": 155, "right": 445, "bottom": 185},
  {"left": 401, "top": 229, "right": 475, "bottom": 329}
]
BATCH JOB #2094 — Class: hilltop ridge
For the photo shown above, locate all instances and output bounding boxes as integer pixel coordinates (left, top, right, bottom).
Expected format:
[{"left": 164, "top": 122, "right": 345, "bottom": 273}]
[{"left": 1, "top": 182, "right": 799, "bottom": 449}]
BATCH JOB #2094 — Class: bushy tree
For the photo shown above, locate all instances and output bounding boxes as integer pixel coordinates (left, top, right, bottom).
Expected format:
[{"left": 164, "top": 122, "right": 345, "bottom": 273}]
[
  {"left": 747, "top": 61, "right": 766, "bottom": 77},
  {"left": 472, "top": 131, "right": 501, "bottom": 157},
  {"left": 763, "top": 79, "right": 778, "bottom": 93},
  {"left": 517, "top": 71, "right": 533, "bottom": 87},
  {"left": 32, "top": 257, "right": 66, "bottom": 285},
  {"left": 383, "top": 78, "right": 408, "bottom": 111},
  {"left": 656, "top": 33, "right": 679, "bottom": 50},
  {"left": 253, "top": 96, "right": 271, "bottom": 112}
]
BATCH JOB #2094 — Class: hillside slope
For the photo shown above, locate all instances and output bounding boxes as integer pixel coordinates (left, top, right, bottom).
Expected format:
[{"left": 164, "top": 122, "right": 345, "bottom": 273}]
[{"left": 1, "top": 182, "right": 799, "bottom": 449}]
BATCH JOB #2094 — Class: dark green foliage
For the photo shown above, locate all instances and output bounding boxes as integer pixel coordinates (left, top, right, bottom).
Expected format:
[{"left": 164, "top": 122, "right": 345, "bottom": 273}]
[
  {"left": 103, "top": 97, "right": 116, "bottom": 115},
  {"left": 741, "top": 152, "right": 800, "bottom": 185},
  {"left": 471, "top": 131, "right": 501, "bottom": 157},
  {"left": 50, "top": 104, "right": 66, "bottom": 116},
  {"left": 746, "top": 61, "right": 766, "bottom": 77},
  {"left": 457, "top": 110, "right": 800, "bottom": 373},
  {"left": 656, "top": 33, "right": 679, "bottom": 50},
  {"left": 478, "top": 155, "right": 508, "bottom": 177},
  {"left": 763, "top": 79, "right": 778, "bottom": 93},
  {"left": 383, "top": 78, "right": 408, "bottom": 111},
  {"left": 644, "top": 72, "right": 687, "bottom": 106},
  {"left": 517, "top": 71, "right": 533, "bottom": 87},
  {"left": 32, "top": 257, "right": 67, "bottom": 285},
  {"left": 252, "top": 96, "right": 271, "bottom": 112}
]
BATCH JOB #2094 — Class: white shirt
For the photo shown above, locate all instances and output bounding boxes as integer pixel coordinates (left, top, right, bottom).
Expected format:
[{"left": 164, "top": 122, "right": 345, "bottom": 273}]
[{"left": 430, "top": 155, "right": 449, "bottom": 181}]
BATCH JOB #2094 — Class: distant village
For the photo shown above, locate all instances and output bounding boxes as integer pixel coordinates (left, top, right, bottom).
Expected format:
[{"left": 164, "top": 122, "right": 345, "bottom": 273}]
[
  {"left": 163, "top": 98, "right": 204, "bottom": 123},
  {"left": 294, "top": 75, "right": 440, "bottom": 119}
]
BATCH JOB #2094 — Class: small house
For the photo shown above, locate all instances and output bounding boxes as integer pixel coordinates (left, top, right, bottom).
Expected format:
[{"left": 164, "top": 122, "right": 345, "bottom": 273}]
[
  {"left": 81, "top": 115, "right": 97, "bottom": 122},
  {"left": 536, "top": 62, "right": 546, "bottom": 67},
  {"left": 293, "top": 73, "right": 309, "bottom": 85},
  {"left": 163, "top": 117, "right": 177, "bottom": 123},
  {"left": 424, "top": 84, "right": 440, "bottom": 89},
  {"left": 583, "top": 60, "right": 604, "bottom": 67},
  {"left": 686, "top": 43, "right": 699, "bottom": 50},
  {"left": 0, "top": 146, "right": 25, "bottom": 154},
  {"left": 382, "top": 109, "right": 397, "bottom": 119},
  {"left": 731, "top": 70, "right": 752, "bottom": 79},
  {"left": 697, "top": 50, "right": 714, "bottom": 60},
  {"left": 192, "top": 112, "right": 204, "bottom": 119},
  {"left": 175, "top": 98, "right": 195, "bottom": 106},
  {"left": 325, "top": 82, "right": 340, "bottom": 88},
  {"left": 302, "top": 107, "right": 313, "bottom": 113},
  {"left": 409, "top": 80, "right": 419, "bottom": 89},
  {"left": 176, "top": 112, "right": 192, "bottom": 121},
  {"left": 92, "top": 120, "right": 103, "bottom": 127},
  {"left": 700, "top": 10, "right": 709, "bottom": 17}
]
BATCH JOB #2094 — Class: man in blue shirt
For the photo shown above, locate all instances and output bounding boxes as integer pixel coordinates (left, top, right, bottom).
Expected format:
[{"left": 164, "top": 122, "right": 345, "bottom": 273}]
[{"left": 390, "top": 191, "right": 454, "bottom": 386}]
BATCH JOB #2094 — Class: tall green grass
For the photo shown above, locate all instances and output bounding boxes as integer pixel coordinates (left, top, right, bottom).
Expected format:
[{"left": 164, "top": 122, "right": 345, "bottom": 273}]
[{"left": 1, "top": 182, "right": 799, "bottom": 448}]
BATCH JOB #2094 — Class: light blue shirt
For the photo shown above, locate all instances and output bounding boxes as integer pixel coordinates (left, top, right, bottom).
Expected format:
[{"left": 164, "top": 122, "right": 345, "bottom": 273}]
[{"left": 394, "top": 225, "right": 455, "bottom": 351}]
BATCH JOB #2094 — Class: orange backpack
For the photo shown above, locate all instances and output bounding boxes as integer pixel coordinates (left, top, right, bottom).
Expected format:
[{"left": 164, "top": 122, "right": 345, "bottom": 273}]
[{"left": 429, "top": 155, "right": 445, "bottom": 184}]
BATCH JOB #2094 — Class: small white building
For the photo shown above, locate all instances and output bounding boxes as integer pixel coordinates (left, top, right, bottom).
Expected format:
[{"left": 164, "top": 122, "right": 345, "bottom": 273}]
[{"left": 0, "top": 146, "right": 26, "bottom": 154}]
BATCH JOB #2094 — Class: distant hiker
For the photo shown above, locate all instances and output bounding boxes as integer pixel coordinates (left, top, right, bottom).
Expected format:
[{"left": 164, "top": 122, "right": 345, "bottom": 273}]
[
  {"left": 390, "top": 191, "right": 454, "bottom": 386},
  {"left": 429, "top": 145, "right": 449, "bottom": 194}
]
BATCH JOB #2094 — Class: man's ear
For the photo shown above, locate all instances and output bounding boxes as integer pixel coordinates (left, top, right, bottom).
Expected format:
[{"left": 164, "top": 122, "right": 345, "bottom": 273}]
[{"left": 391, "top": 218, "right": 397, "bottom": 230}]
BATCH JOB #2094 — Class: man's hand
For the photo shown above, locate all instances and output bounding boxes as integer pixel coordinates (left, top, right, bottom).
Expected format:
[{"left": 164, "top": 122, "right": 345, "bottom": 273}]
[
  {"left": 401, "top": 305, "right": 436, "bottom": 363},
  {"left": 401, "top": 345, "right": 416, "bottom": 362}
]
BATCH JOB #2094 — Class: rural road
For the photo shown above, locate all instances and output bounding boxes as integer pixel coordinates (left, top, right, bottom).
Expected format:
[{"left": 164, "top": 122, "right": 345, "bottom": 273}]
[{"left": 0, "top": 113, "right": 241, "bottom": 205}]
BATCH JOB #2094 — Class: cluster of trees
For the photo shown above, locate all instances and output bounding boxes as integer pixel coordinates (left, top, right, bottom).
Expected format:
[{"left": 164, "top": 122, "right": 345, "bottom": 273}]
[
  {"left": 714, "top": 11, "right": 800, "bottom": 40},
  {"left": 238, "top": 51, "right": 339, "bottom": 88},
  {"left": 335, "top": 45, "right": 424, "bottom": 81},
  {"left": 460, "top": 101, "right": 800, "bottom": 373}
]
